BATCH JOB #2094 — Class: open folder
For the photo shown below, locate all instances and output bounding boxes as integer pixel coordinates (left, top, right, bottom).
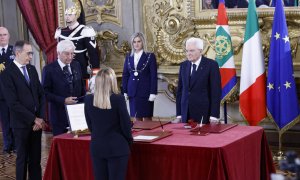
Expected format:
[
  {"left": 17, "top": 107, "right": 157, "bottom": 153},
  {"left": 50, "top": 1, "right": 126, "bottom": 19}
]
[
  {"left": 133, "top": 131, "right": 173, "bottom": 143},
  {"left": 132, "top": 121, "right": 170, "bottom": 130},
  {"left": 190, "top": 123, "right": 238, "bottom": 133}
]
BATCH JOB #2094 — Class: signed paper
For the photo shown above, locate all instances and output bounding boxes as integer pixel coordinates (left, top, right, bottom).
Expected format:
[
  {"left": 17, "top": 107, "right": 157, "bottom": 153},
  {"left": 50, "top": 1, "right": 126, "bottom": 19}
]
[{"left": 66, "top": 104, "right": 88, "bottom": 131}]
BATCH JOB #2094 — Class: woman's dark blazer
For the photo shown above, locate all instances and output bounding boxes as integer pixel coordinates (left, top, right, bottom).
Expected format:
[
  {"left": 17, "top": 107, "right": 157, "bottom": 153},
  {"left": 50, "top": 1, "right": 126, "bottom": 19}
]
[{"left": 84, "top": 94, "right": 133, "bottom": 158}]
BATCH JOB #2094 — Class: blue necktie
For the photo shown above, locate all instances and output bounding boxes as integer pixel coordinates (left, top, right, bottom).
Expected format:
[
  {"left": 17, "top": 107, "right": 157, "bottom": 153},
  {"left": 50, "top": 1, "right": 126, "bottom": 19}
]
[
  {"left": 21, "top": 66, "right": 30, "bottom": 84},
  {"left": 191, "top": 64, "right": 197, "bottom": 80}
]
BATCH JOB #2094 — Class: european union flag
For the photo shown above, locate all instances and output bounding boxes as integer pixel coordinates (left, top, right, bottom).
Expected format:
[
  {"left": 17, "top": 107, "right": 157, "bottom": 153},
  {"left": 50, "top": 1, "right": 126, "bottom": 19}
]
[{"left": 267, "top": 0, "right": 300, "bottom": 134}]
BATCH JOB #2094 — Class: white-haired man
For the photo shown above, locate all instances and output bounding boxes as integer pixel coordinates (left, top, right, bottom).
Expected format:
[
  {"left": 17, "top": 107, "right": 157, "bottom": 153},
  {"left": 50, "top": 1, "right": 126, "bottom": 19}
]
[
  {"left": 174, "top": 37, "right": 221, "bottom": 124},
  {"left": 42, "top": 40, "right": 85, "bottom": 136}
]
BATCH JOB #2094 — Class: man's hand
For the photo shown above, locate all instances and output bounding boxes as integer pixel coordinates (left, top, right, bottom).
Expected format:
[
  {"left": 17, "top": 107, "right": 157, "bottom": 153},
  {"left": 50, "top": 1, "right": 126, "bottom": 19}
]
[
  {"left": 65, "top": 97, "right": 78, "bottom": 105},
  {"left": 33, "top": 124, "right": 40, "bottom": 131},
  {"left": 33, "top": 117, "right": 45, "bottom": 131}
]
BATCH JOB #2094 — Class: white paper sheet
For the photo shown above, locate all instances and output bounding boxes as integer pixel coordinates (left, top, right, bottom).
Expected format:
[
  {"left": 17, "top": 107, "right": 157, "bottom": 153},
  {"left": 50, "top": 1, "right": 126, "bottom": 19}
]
[
  {"left": 66, "top": 104, "right": 88, "bottom": 131},
  {"left": 133, "top": 135, "right": 159, "bottom": 141}
]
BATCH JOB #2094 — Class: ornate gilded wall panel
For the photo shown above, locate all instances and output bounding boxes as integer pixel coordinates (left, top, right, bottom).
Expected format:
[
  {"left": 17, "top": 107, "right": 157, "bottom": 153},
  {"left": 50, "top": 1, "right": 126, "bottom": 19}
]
[
  {"left": 142, "top": 0, "right": 300, "bottom": 70},
  {"left": 58, "top": 0, "right": 122, "bottom": 26},
  {"left": 96, "top": 30, "right": 130, "bottom": 76},
  {"left": 85, "top": 0, "right": 121, "bottom": 25}
]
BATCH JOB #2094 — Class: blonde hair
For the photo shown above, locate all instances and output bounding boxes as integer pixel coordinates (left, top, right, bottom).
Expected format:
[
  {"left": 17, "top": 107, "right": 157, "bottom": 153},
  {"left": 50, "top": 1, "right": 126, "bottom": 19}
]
[
  {"left": 93, "top": 67, "right": 119, "bottom": 109},
  {"left": 130, "top": 32, "right": 147, "bottom": 56}
]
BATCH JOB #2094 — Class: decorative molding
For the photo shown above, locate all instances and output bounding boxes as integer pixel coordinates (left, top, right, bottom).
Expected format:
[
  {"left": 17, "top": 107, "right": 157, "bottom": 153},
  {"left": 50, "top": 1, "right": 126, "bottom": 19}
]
[
  {"left": 57, "top": 0, "right": 65, "bottom": 27},
  {"left": 96, "top": 30, "right": 130, "bottom": 76},
  {"left": 57, "top": 0, "right": 122, "bottom": 27},
  {"left": 85, "top": 0, "right": 122, "bottom": 26}
]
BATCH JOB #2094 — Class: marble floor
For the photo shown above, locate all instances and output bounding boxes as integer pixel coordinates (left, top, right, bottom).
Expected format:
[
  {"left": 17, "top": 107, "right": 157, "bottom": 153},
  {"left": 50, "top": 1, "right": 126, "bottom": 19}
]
[
  {"left": 0, "top": 132, "right": 52, "bottom": 180},
  {"left": 0, "top": 132, "right": 297, "bottom": 179}
]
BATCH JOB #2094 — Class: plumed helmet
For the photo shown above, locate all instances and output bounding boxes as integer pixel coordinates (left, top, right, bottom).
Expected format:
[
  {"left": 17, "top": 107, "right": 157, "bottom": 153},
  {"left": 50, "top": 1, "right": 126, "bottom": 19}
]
[{"left": 64, "top": 0, "right": 81, "bottom": 19}]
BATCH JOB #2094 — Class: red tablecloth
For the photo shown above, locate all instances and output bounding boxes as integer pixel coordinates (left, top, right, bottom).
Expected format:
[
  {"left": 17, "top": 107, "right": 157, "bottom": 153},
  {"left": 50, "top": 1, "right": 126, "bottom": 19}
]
[{"left": 43, "top": 124, "right": 275, "bottom": 180}]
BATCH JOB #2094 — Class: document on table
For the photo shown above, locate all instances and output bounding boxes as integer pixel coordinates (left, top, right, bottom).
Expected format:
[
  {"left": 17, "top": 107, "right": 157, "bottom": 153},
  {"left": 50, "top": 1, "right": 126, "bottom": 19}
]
[
  {"left": 66, "top": 103, "right": 88, "bottom": 131},
  {"left": 133, "top": 135, "right": 159, "bottom": 140}
]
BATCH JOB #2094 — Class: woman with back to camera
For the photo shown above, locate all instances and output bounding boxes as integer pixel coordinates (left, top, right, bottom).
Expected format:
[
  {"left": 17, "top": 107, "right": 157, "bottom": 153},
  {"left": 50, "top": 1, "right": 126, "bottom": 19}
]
[
  {"left": 122, "top": 32, "right": 158, "bottom": 121},
  {"left": 84, "top": 67, "right": 133, "bottom": 180}
]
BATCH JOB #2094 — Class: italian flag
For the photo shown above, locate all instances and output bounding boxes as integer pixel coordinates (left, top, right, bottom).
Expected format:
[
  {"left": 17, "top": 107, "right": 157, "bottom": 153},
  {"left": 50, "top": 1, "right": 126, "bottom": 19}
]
[
  {"left": 215, "top": 0, "right": 237, "bottom": 104},
  {"left": 239, "top": 0, "right": 266, "bottom": 126}
]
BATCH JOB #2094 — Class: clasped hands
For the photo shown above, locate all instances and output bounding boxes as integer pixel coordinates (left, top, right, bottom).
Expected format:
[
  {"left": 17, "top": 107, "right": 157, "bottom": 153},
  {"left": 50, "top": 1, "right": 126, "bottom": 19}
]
[
  {"left": 33, "top": 117, "right": 45, "bottom": 131},
  {"left": 124, "top": 93, "right": 156, "bottom": 102}
]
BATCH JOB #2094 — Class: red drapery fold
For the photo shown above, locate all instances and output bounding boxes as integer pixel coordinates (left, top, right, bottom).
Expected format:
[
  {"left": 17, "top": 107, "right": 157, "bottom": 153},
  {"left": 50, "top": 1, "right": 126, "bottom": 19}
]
[{"left": 16, "top": 0, "right": 58, "bottom": 63}]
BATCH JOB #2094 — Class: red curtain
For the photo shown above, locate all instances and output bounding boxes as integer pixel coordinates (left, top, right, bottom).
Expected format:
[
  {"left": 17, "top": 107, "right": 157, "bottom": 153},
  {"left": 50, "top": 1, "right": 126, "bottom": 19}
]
[{"left": 17, "top": 0, "right": 58, "bottom": 63}]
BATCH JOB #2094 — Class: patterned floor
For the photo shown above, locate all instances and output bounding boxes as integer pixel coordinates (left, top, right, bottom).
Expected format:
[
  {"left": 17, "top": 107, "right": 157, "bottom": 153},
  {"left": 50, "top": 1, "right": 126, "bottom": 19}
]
[
  {"left": 0, "top": 132, "right": 297, "bottom": 179},
  {"left": 0, "top": 133, "right": 53, "bottom": 180}
]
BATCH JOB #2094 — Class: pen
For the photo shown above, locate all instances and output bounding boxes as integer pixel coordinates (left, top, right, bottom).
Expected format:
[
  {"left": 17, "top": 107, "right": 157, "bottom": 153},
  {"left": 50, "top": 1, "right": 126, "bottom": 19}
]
[
  {"left": 158, "top": 117, "right": 164, "bottom": 132},
  {"left": 198, "top": 116, "right": 203, "bottom": 135}
]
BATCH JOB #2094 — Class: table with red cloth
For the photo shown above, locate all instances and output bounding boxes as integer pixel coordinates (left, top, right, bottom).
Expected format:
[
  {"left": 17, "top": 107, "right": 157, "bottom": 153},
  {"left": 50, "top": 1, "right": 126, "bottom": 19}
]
[{"left": 43, "top": 123, "right": 275, "bottom": 180}]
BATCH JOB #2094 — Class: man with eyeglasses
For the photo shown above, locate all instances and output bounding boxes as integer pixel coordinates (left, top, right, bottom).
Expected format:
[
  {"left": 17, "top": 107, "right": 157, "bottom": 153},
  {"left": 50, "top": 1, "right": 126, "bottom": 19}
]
[
  {"left": 0, "top": 40, "right": 46, "bottom": 180},
  {"left": 0, "top": 26, "right": 16, "bottom": 155},
  {"left": 42, "top": 40, "right": 85, "bottom": 136},
  {"left": 174, "top": 37, "right": 221, "bottom": 124}
]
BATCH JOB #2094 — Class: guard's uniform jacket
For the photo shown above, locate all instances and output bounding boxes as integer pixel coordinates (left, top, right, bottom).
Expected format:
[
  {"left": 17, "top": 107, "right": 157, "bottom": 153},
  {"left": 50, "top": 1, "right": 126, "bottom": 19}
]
[{"left": 55, "top": 24, "right": 100, "bottom": 79}]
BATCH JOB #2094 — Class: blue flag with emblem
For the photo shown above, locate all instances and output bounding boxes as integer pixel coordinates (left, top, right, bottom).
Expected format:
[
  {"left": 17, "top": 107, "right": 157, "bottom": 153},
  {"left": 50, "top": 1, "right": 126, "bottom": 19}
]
[{"left": 267, "top": 0, "right": 300, "bottom": 134}]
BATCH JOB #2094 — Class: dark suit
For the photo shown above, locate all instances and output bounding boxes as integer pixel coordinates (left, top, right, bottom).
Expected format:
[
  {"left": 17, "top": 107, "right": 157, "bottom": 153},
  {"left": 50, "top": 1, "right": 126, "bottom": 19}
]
[
  {"left": 0, "top": 62, "right": 45, "bottom": 180},
  {"left": 42, "top": 60, "right": 85, "bottom": 136},
  {"left": 176, "top": 57, "right": 221, "bottom": 124},
  {"left": 122, "top": 52, "right": 157, "bottom": 117},
  {"left": 84, "top": 94, "right": 132, "bottom": 180},
  {"left": 56, "top": 25, "right": 100, "bottom": 78},
  {"left": 0, "top": 45, "right": 15, "bottom": 153}
]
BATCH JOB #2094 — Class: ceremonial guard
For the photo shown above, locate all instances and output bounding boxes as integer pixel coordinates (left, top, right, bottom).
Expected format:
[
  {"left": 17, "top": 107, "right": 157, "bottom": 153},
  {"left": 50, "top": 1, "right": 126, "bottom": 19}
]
[{"left": 55, "top": 0, "right": 100, "bottom": 79}]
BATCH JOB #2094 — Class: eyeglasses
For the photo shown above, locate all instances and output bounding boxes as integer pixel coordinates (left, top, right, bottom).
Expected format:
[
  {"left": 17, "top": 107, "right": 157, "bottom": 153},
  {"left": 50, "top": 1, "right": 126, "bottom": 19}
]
[{"left": 26, "top": 52, "right": 34, "bottom": 56}]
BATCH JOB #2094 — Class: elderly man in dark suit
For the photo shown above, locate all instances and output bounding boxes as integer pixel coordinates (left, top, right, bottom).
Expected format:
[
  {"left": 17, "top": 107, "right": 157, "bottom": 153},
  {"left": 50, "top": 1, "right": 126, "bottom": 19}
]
[
  {"left": 0, "top": 26, "right": 15, "bottom": 154},
  {"left": 174, "top": 37, "right": 221, "bottom": 124},
  {"left": 42, "top": 40, "right": 85, "bottom": 136},
  {"left": 0, "top": 40, "right": 46, "bottom": 180}
]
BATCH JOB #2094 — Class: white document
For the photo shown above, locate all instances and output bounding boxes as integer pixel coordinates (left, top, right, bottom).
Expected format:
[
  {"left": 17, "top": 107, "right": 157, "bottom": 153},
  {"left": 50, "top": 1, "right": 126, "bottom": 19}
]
[
  {"left": 66, "top": 104, "right": 88, "bottom": 131},
  {"left": 133, "top": 135, "right": 159, "bottom": 141}
]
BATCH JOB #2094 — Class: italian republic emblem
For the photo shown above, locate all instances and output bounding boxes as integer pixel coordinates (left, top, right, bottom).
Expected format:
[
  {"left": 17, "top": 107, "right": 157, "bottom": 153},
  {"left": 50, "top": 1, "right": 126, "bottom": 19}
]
[{"left": 215, "top": 35, "right": 232, "bottom": 59}]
